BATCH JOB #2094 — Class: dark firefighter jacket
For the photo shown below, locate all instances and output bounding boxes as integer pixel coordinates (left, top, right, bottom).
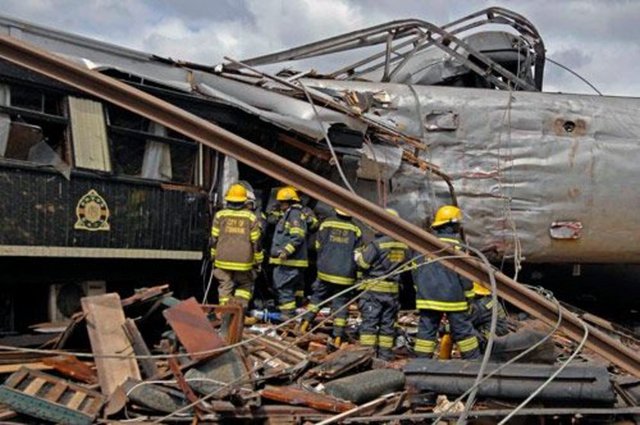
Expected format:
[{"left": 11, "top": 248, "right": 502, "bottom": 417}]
[
  {"left": 268, "top": 205, "right": 319, "bottom": 233},
  {"left": 412, "top": 230, "right": 474, "bottom": 311},
  {"left": 269, "top": 204, "right": 309, "bottom": 267},
  {"left": 469, "top": 296, "right": 510, "bottom": 338},
  {"left": 210, "top": 205, "right": 263, "bottom": 271},
  {"left": 355, "top": 234, "right": 410, "bottom": 293},
  {"left": 315, "top": 216, "right": 363, "bottom": 285}
]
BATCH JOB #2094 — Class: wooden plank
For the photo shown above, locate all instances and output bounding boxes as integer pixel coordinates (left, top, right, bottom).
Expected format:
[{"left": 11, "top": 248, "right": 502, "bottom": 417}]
[
  {"left": 261, "top": 385, "right": 356, "bottom": 413},
  {"left": 163, "top": 297, "right": 226, "bottom": 360},
  {"left": 81, "top": 293, "right": 141, "bottom": 396},
  {"left": 45, "top": 381, "right": 67, "bottom": 402},
  {"left": 23, "top": 377, "right": 46, "bottom": 396},
  {"left": 123, "top": 319, "right": 158, "bottom": 378},
  {"left": 0, "top": 362, "right": 53, "bottom": 374},
  {"left": 66, "top": 392, "right": 87, "bottom": 410},
  {"left": 42, "top": 356, "right": 97, "bottom": 384},
  {"left": 2, "top": 368, "right": 29, "bottom": 388}
]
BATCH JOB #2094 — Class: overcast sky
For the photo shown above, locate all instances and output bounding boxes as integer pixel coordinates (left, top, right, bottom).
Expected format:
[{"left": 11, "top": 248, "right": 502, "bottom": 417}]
[{"left": 0, "top": 0, "right": 636, "bottom": 96}]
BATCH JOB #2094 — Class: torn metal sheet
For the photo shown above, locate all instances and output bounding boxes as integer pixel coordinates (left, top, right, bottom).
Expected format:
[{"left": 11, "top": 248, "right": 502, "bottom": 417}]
[{"left": 357, "top": 143, "right": 403, "bottom": 181}]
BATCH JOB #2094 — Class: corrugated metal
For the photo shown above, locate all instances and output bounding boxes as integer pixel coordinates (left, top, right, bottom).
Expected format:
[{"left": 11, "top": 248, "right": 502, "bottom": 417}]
[{"left": 69, "top": 97, "right": 111, "bottom": 172}]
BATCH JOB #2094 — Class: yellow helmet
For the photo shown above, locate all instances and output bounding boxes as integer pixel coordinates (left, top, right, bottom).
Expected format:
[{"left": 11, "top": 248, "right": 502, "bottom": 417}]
[
  {"left": 276, "top": 186, "right": 300, "bottom": 202},
  {"left": 335, "top": 208, "right": 350, "bottom": 217},
  {"left": 432, "top": 205, "right": 462, "bottom": 227},
  {"left": 225, "top": 184, "right": 248, "bottom": 203},
  {"left": 472, "top": 282, "right": 492, "bottom": 296},
  {"left": 385, "top": 208, "right": 399, "bottom": 217}
]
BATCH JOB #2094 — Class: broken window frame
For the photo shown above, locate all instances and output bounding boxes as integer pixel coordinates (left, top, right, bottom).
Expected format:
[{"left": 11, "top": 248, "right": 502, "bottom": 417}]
[
  {"left": 105, "top": 104, "right": 200, "bottom": 186},
  {"left": 0, "top": 81, "right": 70, "bottom": 167}
]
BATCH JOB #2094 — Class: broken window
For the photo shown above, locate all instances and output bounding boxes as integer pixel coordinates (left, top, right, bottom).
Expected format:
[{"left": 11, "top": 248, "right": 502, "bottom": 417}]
[
  {"left": 68, "top": 97, "right": 111, "bottom": 172},
  {"left": 107, "top": 105, "right": 197, "bottom": 184},
  {"left": 0, "top": 83, "right": 69, "bottom": 169}
]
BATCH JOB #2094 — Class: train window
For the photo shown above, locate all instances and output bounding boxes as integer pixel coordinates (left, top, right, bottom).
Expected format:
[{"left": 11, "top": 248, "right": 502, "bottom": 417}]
[
  {"left": 106, "top": 105, "right": 197, "bottom": 184},
  {"left": 0, "top": 84, "right": 69, "bottom": 169}
]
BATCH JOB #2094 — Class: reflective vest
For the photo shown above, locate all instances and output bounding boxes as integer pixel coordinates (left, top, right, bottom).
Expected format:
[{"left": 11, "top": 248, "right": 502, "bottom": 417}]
[
  {"left": 413, "top": 231, "right": 474, "bottom": 311},
  {"left": 315, "top": 217, "right": 362, "bottom": 285},
  {"left": 356, "top": 235, "right": 410, "bottom": 293},
  {"left": 210, "top": 206, "right": 262, "bottom": 271},
  {"left": 269, "top": 204, "right": 309, "bottom": 267}
]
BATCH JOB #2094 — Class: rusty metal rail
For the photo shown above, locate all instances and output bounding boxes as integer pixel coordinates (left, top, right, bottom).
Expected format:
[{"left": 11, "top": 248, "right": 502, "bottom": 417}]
[{"left": 0, "top": 35, "right": 637, "bottom": 377}]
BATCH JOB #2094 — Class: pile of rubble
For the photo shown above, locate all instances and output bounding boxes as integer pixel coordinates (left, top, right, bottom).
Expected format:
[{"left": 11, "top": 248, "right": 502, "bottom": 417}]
[{"left": 0, "top": 285, "right": 639, "bottom": 424}]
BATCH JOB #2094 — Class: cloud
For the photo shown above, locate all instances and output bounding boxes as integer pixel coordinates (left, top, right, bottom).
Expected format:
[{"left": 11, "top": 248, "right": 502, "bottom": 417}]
[{"left": 0, "top": 0, "right": 638, "bottom": 96}]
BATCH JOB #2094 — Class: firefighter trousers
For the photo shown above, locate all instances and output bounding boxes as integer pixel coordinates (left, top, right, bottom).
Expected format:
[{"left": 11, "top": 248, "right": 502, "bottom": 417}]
[
  {"left": 213, "top": 268, "right": 256, "bottom": 308},
  {"left": 303, "top": 279, "right": 352, "bottom": 337},
  {"left": 358, "top": 291, "right": 398, "bottom": 360},
  {"left": 415, "top": 310, "right": 480, "bottom": 359},
  {"left": 273, "top": 266, "right": 305, "bottom": 318}
]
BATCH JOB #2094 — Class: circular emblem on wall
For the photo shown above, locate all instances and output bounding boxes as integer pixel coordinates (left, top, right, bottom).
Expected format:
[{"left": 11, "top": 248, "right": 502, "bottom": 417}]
[{"left": 74, "top": 189, "right": 110, "bottom": 231}]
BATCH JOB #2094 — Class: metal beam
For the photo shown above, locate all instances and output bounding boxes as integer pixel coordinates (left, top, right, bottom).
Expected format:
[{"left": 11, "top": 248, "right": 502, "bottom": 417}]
[{"left": 0, "top": 35, "right": 637, "bottom": 377}]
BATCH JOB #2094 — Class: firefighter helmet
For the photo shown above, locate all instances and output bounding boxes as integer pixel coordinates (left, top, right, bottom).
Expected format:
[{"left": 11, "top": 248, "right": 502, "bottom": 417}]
[
  {"left": 385, "top": 208, "right": 399, "bottom": 217},
  {"left": 432, "top": 205, "right": 462, "bottom": 227},
  {"left": 472, "top": 282, "right": 491, "bottom": 296},
  {"left": 276, "top": 186, "right": 300, "bottom": 202},
  {"left": 225, "top": 184, "right": 248, "bottom": 203},
  {"left": 335, "top": 208, "right": 350, "bottom": 217}
]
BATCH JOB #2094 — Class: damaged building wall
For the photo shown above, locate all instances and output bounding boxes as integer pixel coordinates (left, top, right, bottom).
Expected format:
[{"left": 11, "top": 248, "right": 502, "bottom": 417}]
[{"left": 304, "top": 79, "right": 640, "bottom": 263}]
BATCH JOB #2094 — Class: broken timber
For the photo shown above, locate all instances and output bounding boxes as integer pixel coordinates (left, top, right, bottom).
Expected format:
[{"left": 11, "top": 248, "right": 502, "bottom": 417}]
[{"left": 0, "top": 34, "right": 637, "bottom": 377}]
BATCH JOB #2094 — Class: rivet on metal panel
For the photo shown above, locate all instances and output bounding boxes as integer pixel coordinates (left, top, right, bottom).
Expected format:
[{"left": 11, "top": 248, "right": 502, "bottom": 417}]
[{"left": 549, "top": 221, "right": 583, "bottom": 240}]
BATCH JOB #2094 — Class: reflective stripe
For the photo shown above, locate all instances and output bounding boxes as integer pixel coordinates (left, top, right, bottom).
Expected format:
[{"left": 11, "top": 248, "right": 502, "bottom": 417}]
[
  {"left": 457, "top": 336, "right": 479, "bottom": 352},
  {"left": 210, "top": 248, "right": 216, "bottom": 257},
  {"left": 280, "top": 301, "right": 296, "bottom": 310},
  {"left": 214, "top": 259, "right": 254, "bottom": 271},
  {"left": 378, "top": 241, "right": 409, "bottom": 250},
  {"left": 211, "top": 227, "right": 220, "bottom": 237},
  {"left": 307, "top": 304, "right": 320, "bottom": 313},
  {"left": 416, "top": 299, "right": 468, "bottom": 312},
  {"left": 319, "top": 221, "right": 362, "bottom": 236},
  {"left": 250, "top": 230, "right": 260, "bottom": 242},
  {"left": 378, "top": 335, "right": 394, "bottom": 348},
  {"left": 269, "top": 258, "right": 309, "bottom": 267},
  {"left": 362, "top": 280, "right": 398, "bottom": 293},
  {"left": 254, "top": 251, "right": 264, "bottom": 262},
  {"left": 484, "top": 300, "right": 495, "bottom": 309},
  {"left": 219, "top": 297, "right": 229, "bottom": 305},
  {"left": 216, "top": 210, "right": 256, "bottom": 220},
  {"left": 289, "top": 227, "right": 305, "bottom": 237},
  {"left": 318, "top": 272, "right": 355, "bottom": 285},
  {"left": 334, "top": 317, "right": 347, "bottom": 327},
  {"left": 234, "top": 289, "right": 252, "bottom": 300},
  {"left": 464, "top": 290, "right": 475, "bottom": 298},
  {"left": 295, "top": 290, "right": 304, "bottom": 297},
  {"left": 284, "top": 244, "right": 296, "bottom": 254},
  {"left": 315, "top": 240, "right": 321, "bottom": 250},
  {"left": 360, "top": 334, "right": 377, "bottom": 346},
  {"left": 414, "top": 338, "right": 437, "bottom": 353},
  {"left": 440, "top": 237, "right": 462, "bottom": 251},
  {"left": 355, "top": 252, "right": 370, "bottom": 269}
]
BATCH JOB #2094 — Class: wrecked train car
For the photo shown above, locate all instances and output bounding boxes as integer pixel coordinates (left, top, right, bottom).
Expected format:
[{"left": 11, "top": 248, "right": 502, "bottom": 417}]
[{"left": 0, "top": 8, "right": 639, "bottom": 327}]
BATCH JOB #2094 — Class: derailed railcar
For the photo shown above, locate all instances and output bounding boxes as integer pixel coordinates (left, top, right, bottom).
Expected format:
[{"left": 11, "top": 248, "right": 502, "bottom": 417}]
[{"left": 0, "top": 60, "right": 220, "bottom": 330}]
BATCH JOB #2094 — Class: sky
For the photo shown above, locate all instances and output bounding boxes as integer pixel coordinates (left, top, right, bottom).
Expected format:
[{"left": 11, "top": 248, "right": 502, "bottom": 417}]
[{"left": 0, "top": 0, "right": 637, "bottom": 96}]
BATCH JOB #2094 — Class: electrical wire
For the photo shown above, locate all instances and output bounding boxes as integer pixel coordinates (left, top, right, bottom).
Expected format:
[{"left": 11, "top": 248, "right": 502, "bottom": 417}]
[
  {"left": 497, "top": 311, "right": 589, "bottom": 424},
  {"left": 546, "top": 57, "right": 603, "bottom": 96},
  {"left": 431, "top": 285, "right": 563, "bottom": 424},
  {"left": 297, "top": 80, "right": 356, "bottom": 194}
]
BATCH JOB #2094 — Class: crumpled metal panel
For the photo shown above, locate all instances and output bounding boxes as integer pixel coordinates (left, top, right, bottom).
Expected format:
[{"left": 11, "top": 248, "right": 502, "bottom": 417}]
[{"left": 305, "top": 78, "right": 640, "bottom": 263}]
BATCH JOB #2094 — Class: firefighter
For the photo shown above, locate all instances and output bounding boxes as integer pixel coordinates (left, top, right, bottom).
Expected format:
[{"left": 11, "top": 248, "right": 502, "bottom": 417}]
[
  {"left": 300, "top": 208, "right": 363, "bottom": 345},
  {"left": 269, "top": 187, "right": 309, "bottom": 319},
  {"left": 412, "top": 205, "right": 481, "bottom": 359},
  {"left": 210, "top": 184, "right": 263, "bottom": 309},
  {"left": 469, "top": 282, "right": 510, "bottom": 350},
  {"left": 355, "top": 208, "right": 410, "bottom": 360},
  {"left": 267, "top": 186, "right": 318, "bottom": 304}
]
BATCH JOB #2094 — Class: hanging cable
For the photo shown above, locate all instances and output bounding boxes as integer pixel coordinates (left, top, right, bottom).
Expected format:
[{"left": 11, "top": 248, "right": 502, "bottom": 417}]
[
  {"left": 297, "top": 81, "right": 356, "bottom": 194},
  {"left": 546, "top": 57, "right": 603, "bottom": 96}
]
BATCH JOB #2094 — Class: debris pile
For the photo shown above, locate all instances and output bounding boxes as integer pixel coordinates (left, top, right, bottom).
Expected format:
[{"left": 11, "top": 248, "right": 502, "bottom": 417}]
[{"left": 0, "top": 285, "right": 638, "bottom": 424}]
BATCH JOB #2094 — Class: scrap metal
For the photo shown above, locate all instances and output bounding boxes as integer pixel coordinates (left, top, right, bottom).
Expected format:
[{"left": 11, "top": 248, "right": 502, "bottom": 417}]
[{"left": 0, "top": 34, "right": 637, "bottom": 378}]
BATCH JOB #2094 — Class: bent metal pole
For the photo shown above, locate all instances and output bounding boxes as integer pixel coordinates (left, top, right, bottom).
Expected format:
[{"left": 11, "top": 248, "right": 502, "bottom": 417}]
[{"left": 0, "top": 34, "right": 637, "bottom": 377}]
